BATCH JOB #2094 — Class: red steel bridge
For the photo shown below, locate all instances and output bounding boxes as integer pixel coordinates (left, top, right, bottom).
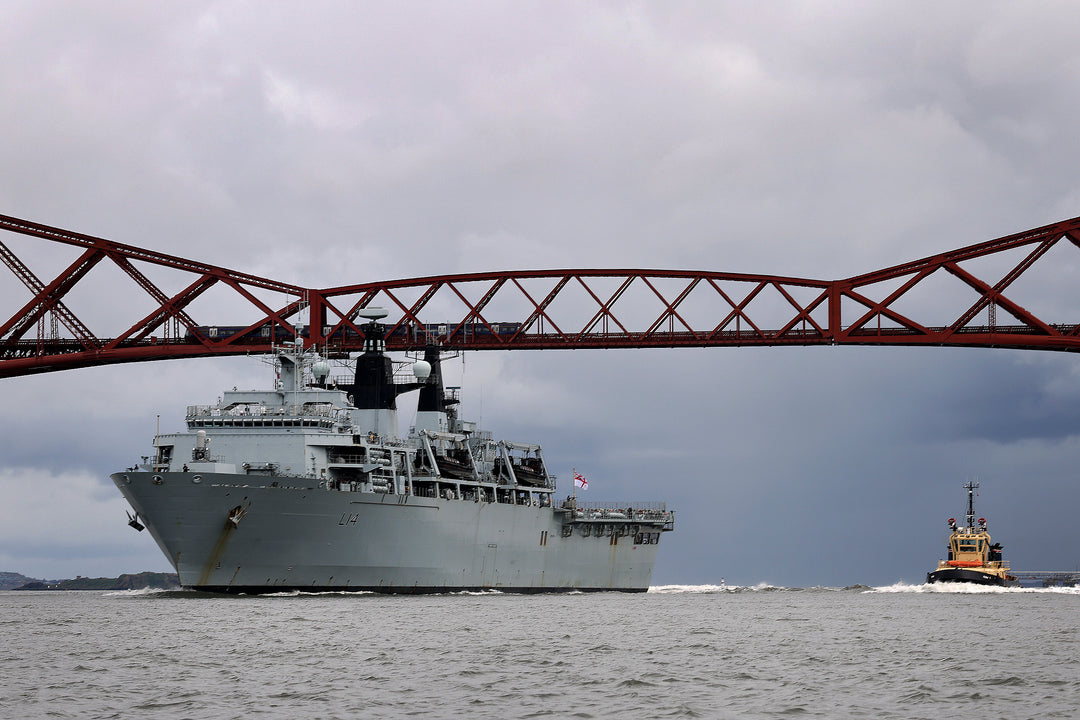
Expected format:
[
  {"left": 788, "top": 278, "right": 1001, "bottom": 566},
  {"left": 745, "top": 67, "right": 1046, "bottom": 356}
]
[{"left": 3, "top": 212, "right": 1080, "bottom": 379}]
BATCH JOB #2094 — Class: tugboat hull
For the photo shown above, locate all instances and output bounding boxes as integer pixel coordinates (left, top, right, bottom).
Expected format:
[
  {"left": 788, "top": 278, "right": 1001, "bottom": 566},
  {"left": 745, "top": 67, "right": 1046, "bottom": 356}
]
[{"left": 926, "top": 567, "right": 1014, "bottom": 586}]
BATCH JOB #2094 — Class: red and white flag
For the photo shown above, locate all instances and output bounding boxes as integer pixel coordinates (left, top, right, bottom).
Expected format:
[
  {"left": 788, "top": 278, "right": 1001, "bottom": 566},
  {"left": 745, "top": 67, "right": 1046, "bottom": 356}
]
[{"left": 574, "top": 471, "right": 588, "bottom": 489}]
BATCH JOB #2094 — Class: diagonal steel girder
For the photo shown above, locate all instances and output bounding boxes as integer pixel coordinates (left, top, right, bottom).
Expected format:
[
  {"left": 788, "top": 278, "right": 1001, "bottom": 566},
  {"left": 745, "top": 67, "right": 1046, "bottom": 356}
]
[
  {"left": 0, "top": 241, "right": 101, "bottom": 348},
  {"left": 4, "top": 213, "right": 1080, "bottom": 379}
]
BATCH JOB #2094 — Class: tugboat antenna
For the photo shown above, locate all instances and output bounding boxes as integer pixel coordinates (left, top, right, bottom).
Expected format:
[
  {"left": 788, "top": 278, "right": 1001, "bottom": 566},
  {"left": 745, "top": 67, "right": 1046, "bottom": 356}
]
[{"left": 964, "top": 480, "right": 979, "bottom": 528}]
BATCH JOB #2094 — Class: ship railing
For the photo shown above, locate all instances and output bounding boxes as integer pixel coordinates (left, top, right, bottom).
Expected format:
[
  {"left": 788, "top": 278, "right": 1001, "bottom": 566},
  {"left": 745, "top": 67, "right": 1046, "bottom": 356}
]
[
  {"left": 328, "top": 451, "right": 367, "bottom": 464},
  {"left": 568, "top": 502, "right": 673, "bottom": 524},
  {"left": 574, "top": 500, "right": 667, "bottom": 512},
  {"left": 186, "top": 403, "right": 351, "bottom": 423},
  {"left": 182, "top": 455, "right": 226, "bottom": 465}
]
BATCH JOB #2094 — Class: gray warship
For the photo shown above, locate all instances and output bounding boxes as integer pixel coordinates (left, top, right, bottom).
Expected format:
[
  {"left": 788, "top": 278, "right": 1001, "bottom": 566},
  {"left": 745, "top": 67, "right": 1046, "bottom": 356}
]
[{"left": 112, "top": 310, "right": 674, "bottom": 593}]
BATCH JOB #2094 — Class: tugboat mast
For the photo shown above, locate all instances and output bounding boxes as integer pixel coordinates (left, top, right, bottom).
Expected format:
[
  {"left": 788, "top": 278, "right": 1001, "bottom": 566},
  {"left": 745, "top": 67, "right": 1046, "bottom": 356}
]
[{"left": 964, "top": 480, "right": 979, "bottom": 529}]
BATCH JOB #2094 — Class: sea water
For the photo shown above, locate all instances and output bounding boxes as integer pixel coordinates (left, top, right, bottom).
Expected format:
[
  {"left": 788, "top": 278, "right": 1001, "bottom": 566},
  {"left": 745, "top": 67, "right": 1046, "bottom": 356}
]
[{"left": 2, "top": 584, "right": 1078, "bottom": 719}]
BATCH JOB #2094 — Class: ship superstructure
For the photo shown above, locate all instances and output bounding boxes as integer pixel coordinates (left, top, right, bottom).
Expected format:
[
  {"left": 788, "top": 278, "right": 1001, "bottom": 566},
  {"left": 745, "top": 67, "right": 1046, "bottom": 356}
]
[
  {"left": 926, "top": 482, "right": 1016, "bottom": 587},
  {"left": 112, "top": 310, "right": 674, "bottom": 593}
]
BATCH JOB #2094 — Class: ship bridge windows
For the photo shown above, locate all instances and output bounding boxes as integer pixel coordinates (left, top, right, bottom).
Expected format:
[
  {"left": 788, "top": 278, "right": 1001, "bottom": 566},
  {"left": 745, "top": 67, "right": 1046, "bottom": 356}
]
[
  {"left": 187, "top": 402, "right": 346, "bottom": 430},
  {"left": 954, "top": 538, "right": 984, "bottom": 553},
  {"left": 188, "top": 417, "right": 335, "bottom": 429}
]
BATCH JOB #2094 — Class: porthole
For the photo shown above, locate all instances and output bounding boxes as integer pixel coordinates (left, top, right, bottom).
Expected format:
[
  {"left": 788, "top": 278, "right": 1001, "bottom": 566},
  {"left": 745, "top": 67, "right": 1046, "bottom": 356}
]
[
  {"left": 192, "top": 475, "right": 202, "bottom": 484},
  {"left": 152, "top": 475, "right": 164, "bottom": 485}
]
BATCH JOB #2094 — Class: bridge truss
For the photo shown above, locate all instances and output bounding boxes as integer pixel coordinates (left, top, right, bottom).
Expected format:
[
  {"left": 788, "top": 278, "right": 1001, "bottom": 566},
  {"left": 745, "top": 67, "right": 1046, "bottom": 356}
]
[{"left": 3, "top": 212, "right": 1080, "bottom": 379}]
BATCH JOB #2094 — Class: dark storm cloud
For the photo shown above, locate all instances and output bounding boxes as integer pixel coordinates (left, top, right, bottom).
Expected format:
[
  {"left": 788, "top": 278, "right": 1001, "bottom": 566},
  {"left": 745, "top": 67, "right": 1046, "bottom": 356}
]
[
  {"left": 2, "top": 1, "right": 1080, "bottom": 583},
  {"left": 901, "top": 353, "right": 1080, "bottom": 443}
]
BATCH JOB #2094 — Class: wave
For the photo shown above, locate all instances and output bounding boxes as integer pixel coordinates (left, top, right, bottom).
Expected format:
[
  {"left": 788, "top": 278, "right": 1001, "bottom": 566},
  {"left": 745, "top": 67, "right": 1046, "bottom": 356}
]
[
  {"left": 649, "top": 584, "right": 727, "bottom": 594},
  {"left": 649, "top": 582, "right": 1080, "bottom": 595},
  {"left": 103, "top": 587, "right": 187, "bottom": 597},
  {"left": 105, "top": 582, "right": 1079, "bottom": 597},
  {"left": 648, "top": 582, "right": 794, "bottom": 594},
  {"left": 868, "top": 581, "right": 1080, "bottom": 595},
  {"left": 261, "top": 589, "right": 378, "bottom": 597}
]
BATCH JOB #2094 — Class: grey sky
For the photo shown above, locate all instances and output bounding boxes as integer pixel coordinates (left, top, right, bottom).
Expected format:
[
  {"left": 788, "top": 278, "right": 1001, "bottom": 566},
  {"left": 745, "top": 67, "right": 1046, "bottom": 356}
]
[{"left": 2, "top": 1, "right": 1080, "bottom": 586}]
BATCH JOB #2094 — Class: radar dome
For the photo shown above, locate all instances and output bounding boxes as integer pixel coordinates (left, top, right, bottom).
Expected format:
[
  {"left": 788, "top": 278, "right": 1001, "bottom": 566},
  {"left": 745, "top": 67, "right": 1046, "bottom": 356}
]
[
  {"left": 312, "top": 360, "right": 331, "bottom": 383},
  {"left": 412, "top": 360, "right": 432, "bottom": 380},
  {"left": 357, "top": 307, "right": 389, "bottom": 320}
]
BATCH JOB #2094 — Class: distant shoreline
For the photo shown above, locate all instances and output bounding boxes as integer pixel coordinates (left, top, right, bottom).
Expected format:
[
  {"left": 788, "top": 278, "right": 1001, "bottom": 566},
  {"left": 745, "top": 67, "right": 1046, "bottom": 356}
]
[{"left": 2, "top": 571, "right": 180, "bottom": 591}]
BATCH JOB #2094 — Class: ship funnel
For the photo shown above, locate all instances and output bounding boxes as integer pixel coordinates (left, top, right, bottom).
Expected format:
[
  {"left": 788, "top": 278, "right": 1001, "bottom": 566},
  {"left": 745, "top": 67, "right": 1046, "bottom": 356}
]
[
  {"left": 351, "top": 311, "right": 423, "bottom": 411},
  {"left": 417, "top": 346, "right": 453, "bottom": 413},
  {"left": 352, "top": 317, "right": 395, "bottom": 409}
]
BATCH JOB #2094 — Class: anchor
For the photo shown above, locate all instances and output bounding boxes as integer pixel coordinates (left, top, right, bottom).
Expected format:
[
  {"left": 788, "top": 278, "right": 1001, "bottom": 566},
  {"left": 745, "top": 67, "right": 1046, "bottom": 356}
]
[
  {"left": 227, "top": 501, "right": 250, "bottom": 528},
  {"left": 126, "top": 510, "right": 145, "bottom": 532}
]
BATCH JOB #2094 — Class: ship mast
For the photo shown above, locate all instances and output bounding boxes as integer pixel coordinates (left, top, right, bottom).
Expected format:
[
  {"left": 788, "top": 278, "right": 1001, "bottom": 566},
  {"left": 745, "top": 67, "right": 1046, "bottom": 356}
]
[{"left": 964, "top": 480, "right": 979, "bottom": 529}]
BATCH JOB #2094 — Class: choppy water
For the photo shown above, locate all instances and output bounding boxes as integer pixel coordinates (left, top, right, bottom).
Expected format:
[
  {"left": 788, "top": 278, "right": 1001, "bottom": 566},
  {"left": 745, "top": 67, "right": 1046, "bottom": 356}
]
[{"left": 3, "top": 583, "right": 1079, "bottom": 719}]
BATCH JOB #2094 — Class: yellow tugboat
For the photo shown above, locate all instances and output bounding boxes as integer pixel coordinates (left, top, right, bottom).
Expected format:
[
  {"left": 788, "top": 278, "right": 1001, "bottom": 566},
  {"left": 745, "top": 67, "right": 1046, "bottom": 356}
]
[{"left": 926, "top": 482, "right": 1018, "bottom": 587}]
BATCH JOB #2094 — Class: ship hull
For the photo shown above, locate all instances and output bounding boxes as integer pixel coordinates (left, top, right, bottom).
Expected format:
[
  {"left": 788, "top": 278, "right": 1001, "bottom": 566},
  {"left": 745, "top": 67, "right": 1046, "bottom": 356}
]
[
  {"left": 926, "top": 567, "right": 1016, "bottom": 587},
  {"left": 112, "top": 471, "right": 664, "bottom": 593}
]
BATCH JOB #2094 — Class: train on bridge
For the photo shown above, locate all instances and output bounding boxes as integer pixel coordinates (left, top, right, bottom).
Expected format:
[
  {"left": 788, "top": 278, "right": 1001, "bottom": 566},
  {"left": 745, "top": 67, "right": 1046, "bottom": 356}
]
[{"left": 186, "top": 321, "right": 522, "bottom": 345}]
